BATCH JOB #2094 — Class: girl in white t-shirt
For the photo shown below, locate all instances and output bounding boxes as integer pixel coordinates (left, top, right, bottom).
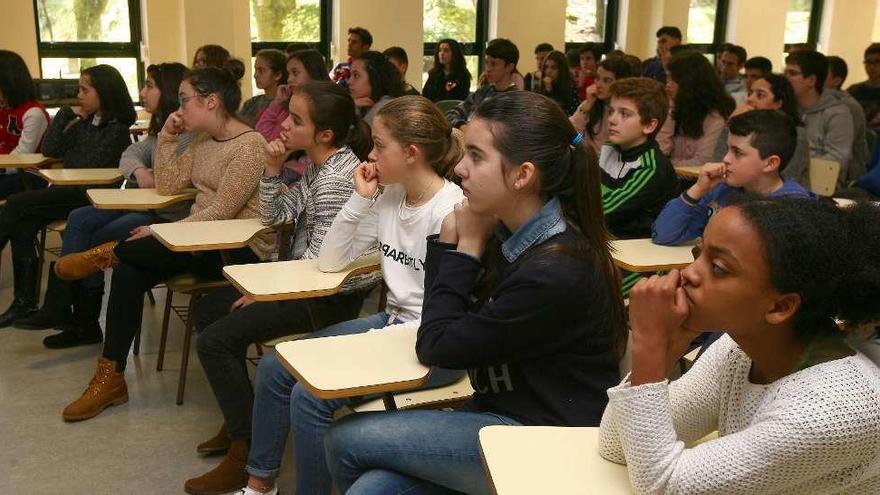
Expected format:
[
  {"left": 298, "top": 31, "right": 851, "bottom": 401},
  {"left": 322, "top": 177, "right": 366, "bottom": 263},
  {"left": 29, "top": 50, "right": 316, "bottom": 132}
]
[
  {"left": 600, "top": 197, "right": 880, "bottom": 494},
  {"left": 235, "top": 95, "right": 465, "bottom": 495}
]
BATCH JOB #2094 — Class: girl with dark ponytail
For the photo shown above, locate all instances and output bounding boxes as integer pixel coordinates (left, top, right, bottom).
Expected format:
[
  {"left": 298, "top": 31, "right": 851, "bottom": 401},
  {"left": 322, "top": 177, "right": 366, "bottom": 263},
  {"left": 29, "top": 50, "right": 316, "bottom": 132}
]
[
  {"left": 601, "top": 196, "right": 880, "bottom": 493},
  {"left": 180, "top": 81, "right": 385, "bottom": 495},
  {"left": 324, "top": 90, "right": 627, "bottom": 494}
]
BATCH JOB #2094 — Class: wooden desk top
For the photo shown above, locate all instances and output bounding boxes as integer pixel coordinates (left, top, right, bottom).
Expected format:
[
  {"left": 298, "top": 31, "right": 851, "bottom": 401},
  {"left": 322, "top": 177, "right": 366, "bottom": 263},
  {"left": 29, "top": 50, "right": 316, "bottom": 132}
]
[
  {"left": 130, "top": 120, "right": 150, "bottom": 135},
  {"left": 222, "top": 252, "right": 381, "bottom": 301},
  {"left": 674, "top": 165, "right": 702, "bottom": 180},
  {"left": 479, "top": 426, "right": 632, "bottom": 495},
  {"left": 0, "top": 153, "right": 52, "bottom": 168},
  {"left": 611, "top": 238, "right": 695, "bottom": 273},
  {"left": 38, "top": 168, "right": 122, "bottom": 186},
  {"left": 87, "top": 188, "right": 196, "bottom": 211},
  {"left": 274, "top": 322, "right": 430, "bottom": 400},
  {"left": 151, "top": 218, "right": 269, "bottom": 252}
]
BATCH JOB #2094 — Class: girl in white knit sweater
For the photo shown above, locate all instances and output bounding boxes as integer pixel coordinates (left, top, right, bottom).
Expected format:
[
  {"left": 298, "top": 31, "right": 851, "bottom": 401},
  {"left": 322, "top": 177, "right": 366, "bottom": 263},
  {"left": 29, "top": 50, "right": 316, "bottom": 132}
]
[{"left": 600, "top": 196, "right": 880, "bottom": 494}]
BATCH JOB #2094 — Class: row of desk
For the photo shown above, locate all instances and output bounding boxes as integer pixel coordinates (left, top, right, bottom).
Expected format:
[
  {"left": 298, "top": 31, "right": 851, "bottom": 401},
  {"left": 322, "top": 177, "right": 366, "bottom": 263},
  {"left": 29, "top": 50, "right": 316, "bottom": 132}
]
[{"left": 18, "top": 163, "right": 695, "bottom": 494}]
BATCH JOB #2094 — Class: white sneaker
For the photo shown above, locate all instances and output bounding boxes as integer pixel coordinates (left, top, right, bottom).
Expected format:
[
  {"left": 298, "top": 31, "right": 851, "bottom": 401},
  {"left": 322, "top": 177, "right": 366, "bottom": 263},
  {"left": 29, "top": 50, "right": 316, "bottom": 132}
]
[{"left": 234, "top": 486, "right": 278, "bottom": 495}]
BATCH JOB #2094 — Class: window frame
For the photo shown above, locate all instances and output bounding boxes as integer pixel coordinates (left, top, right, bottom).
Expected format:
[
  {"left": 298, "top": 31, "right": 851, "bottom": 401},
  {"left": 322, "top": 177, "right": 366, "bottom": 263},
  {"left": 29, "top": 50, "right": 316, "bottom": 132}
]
[
  {"left": 684, "top": 0, "right": 729, "bottom": 56},
  {"left": 422, "top": 0, "right": 490, "bottom": 82},
  {"left": 249, "top": 0, "right": 332, "bottom": 60},
  {"left": 31, "top": 0, "right": 144, "bottom": 99},
  {"left": 783, "top": 0, "right": 824, "bottom": 52},
  {"left": 563, "top": 0, "right": 620, "bottom": 58}
]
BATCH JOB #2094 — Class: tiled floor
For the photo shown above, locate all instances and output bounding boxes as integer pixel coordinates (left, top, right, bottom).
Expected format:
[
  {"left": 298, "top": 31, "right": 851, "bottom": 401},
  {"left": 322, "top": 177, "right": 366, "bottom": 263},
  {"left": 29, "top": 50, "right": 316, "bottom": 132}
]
[{"left": 0, "top": 232, "right": 298, "bottom": 494}]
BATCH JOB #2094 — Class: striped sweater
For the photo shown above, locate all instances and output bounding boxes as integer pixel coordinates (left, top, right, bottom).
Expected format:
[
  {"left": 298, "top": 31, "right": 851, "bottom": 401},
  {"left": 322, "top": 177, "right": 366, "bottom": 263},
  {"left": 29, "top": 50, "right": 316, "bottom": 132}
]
[
  {"left": 599, "top": 139, "right": 678, "bottom": 239},
  {"left": 260, "top": 146, "right": 378, "bottom": 292}
]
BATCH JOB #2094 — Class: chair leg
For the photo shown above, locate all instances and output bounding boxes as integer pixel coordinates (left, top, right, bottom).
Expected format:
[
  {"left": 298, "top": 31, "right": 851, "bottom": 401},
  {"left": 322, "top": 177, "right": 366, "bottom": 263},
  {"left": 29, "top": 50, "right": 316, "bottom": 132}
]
[
  {"left": 35, "top": 227, "right": 48, "bottom": 301},
  {"left": 176, "top": 293, "right": 197, "bottom": 405},
  {"left": 146, "top": 289, "right": 156, "bottom": 305},
  {"left": 134, "top": 327, "right": 141, "bottom": 356},
  {"left": 157, "top": 287, "right": 173, "bottom": 371}
]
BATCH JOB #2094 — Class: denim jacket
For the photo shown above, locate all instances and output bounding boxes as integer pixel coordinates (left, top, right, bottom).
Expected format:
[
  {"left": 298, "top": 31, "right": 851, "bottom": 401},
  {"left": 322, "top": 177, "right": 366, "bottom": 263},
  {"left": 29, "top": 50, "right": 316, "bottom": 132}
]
[{"left": 497, "top": 196, "right": 567, "bottom": 263}]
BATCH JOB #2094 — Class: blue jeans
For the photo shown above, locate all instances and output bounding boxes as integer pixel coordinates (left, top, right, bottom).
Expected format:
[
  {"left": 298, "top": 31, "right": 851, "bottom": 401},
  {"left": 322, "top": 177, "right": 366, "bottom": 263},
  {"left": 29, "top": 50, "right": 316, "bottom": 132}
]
[
  {"left": 326, "top": 410, "right": 520, "bottom": 494},
  {"left": 62, "top": 206, "right": 151, "bottom": 288},
  {"left": 247, "top": 312, "right": 463, "bottom": 494}
]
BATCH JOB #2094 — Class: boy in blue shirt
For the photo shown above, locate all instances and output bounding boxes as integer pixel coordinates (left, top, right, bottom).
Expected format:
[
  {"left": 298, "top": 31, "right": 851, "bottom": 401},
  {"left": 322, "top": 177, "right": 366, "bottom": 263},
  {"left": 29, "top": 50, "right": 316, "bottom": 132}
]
[{"left": 653, "top": 109, "right": 813, "bottom": 245}]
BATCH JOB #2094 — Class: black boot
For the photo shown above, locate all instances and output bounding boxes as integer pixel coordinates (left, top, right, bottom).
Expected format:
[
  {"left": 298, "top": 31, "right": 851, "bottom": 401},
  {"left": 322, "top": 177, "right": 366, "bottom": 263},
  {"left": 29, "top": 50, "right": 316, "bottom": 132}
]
[
  {"left": 14, "top": 263, "right": 74, "bottom": 330},
  {"left": 0, "top": 256, "right": 39, "bottom": 327},
  {"left": 43, "top": 287, "right": 104, "bottom": 349}
]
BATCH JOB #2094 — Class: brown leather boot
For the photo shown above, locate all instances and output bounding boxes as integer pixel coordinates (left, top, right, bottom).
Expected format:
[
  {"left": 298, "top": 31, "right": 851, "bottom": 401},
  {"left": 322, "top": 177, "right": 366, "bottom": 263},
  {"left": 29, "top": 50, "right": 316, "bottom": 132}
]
[
  {"left": 63, "top": 357, "right": 128, "bottom": 422},
  {"left": 55, "top": 241, "right": 119, "bottom": 281},
  {"left": 197, "top": 424, "right": 231, "bottom": 455},
  {"left": 184, "top": 439, "right": 249, "bottom": 495}
]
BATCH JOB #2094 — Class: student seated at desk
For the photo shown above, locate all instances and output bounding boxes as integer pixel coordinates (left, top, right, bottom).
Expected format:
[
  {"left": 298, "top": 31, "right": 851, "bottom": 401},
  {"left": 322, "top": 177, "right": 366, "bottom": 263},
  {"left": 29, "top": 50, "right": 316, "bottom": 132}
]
[
  {"left": 14, "top": 62, "right": 193, "bottom": 348},
  {"left": 653, "top": 110, "right": 814, "bottom": 246},
  {"left": 180, "top": 81, "right": 378, "bottom": 495},
  {"left": 599, "top": 77, "right": 678, "bottom": 240},
  {"left": 0, "top": 50, "right": 50, "bottom": 198},
  {"left": 349, "top": 51, "right": 404, "bottom": 126},
  {"left": 600, "top": 197, "right": 880, "bottom": 494},
  {"left": 54, "top": 64, "right": 272, "bottom": 422},
  {"left": 570, "top": 55, "right": 639, "bottom": 155},
  {"left": 659, "top": 50, "right": 735, "bottom": 167},
  {"left": 186, "top": 95, "right": 465, "bottom": 495},
  {"left": 324, "top": 90, "right": 626, "bottom": 494},
  {"left": 0, "top": 64, "right": 135, "bottom": 328}
]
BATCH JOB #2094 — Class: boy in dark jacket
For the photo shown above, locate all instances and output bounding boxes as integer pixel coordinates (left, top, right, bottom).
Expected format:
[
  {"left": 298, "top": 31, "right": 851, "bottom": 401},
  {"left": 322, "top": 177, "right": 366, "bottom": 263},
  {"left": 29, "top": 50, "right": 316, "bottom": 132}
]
[
  {"left": 600, "top": 77, "right": 678, "bottom": 239},
  {"left": 445, "top": 38, "right": 520, "bottom": 129}
]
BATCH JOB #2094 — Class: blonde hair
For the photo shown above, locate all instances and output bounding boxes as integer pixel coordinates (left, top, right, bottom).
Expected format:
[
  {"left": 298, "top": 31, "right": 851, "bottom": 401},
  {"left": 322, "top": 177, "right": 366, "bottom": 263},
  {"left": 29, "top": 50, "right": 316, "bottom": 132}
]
[{"left": 375, "top": 95, "right": 463, "bottom": 179}]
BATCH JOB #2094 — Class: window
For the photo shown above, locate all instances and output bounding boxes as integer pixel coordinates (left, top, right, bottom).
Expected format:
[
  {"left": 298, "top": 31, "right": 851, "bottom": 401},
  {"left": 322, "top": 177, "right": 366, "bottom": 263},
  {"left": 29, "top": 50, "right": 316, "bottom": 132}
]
[
  {"left": 685, "top": 0, "right": 729, "bottom": 59},
  {"left": 785, "top": 0, "right": 823, "bottom": 49},
  {"left": 249, "top": 0, "right": 331, "bottom": 95},
  {"left": 422, "top": 0, "right": 489, "bottom": 91},
  {"left": 564, "top": 0, "right": 619, "bottom": 55},
  {"left": 33, "top": 0, "right": 143, "bottom": 101}
]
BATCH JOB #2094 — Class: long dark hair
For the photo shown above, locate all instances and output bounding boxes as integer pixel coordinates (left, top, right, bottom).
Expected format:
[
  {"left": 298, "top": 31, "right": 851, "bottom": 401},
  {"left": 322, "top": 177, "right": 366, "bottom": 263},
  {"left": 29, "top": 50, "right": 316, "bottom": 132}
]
[
  {"left": 145, "top": 62, "right": 189, "bottom": 136},
  {"left": 732, "top": 196, "right": 880, "bottom": 341},
  {"left": 429, "top": 38, "right": 471, "bottom": 83},
  {"left": 296, "top": 81, "right": 372, "bottom": 161},
  {"left": 255, "top": 48, "right": 289, "bottom": 87},
  {"left": 587, "top": 56, "right": 640, "bottom": 138},
  {"left": 539, "top": 51, "right": 576, "bottom": 112},
  {"left": 0, "top": 50, "right": 36, "bottom": 108},
  {"left": 185, "top": 61, "right": 246, "bottom": 119},
  {"left": 289, "top": 49, "right": 330, "bottom": 82},
  {"left": 81, "top": 64, "right": 137, "bottom": 126},
  {"left": 472, "top": 91, "right": 627, "bottom": 357},
  {"left": 755, "top": 73, "right": 803, "bottom": 126},
  {"left": 353, "top": 51, "right": 404, "bottom": 103},
  {"left": 667, "top": 50, "right": 735, "bottom": 138}
]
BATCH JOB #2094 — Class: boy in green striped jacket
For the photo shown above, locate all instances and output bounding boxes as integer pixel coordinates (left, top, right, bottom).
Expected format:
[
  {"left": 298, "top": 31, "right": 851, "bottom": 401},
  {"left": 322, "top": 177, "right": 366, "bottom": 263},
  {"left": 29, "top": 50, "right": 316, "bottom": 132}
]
[{"left": 599, "top": 77, "right": 678, "bottom": 240}]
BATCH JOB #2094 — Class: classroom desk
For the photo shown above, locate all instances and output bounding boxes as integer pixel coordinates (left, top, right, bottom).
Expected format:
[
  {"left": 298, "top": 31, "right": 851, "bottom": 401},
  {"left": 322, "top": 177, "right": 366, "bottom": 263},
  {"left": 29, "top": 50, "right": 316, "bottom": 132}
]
[
  {"left": 479, "top": 426, "right": 632, "bottom": 495},
  {"left": 0, "top": 153, "right": 53, "bottom": 168},
  {"left": 151, "top": 218, "right": 270, "bottom": 252},
  {"left": 674, "top": 165, "right": 701, "bottom": 180},
  {"left": 130, "top": 120, "right": 150, "bottom": 140},
  {"left": 222, "top": 252, "right": 381, "bottom": 301},
  {"left": 87, "top": 188, "right": 196, "bottom": 211},
  {"left": 274, "top": 321, "right": 430, "bottom": 410},
  {"left": 38, "top": 168, "right": 122, "bottom": 186},
  {"left": 611, "top": 238, "right": 696, "bottom": 273}
]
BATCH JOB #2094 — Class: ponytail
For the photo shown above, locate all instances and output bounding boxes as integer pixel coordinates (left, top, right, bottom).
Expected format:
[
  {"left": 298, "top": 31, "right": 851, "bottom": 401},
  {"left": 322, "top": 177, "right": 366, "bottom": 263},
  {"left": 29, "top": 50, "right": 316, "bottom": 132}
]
[
  {"left": 297, "top": 81, "right": 374, "bottom": 159},
  {"left": 375, "top": 95, "right": 464, "bottom": 180},
  {"left": 472, "top": 90, "right": 628, "bottom": 357}
]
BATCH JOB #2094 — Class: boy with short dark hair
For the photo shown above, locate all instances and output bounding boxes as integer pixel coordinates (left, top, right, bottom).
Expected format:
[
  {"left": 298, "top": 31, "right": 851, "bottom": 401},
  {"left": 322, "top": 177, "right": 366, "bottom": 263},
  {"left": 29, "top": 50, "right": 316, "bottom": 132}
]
[
  {"left": 744, "top": 56, "right": 772, "bottom": 91},
  {"left": 525, "top": 42, "right": 554, "bottom": 92},
  {"left": 382, "top": 46, "right": 420, "bottom": 96},
  {"left": 848, "top": 42, "right": 880, "bottom": 129},
  {"left": 718, "top": 44, "right": 748, "bottom": 103},
  {"left": 643, "top": 26, "right": 682, "bottom": 82},
  {"left": 446, "top": 38, "right": 519, "bottom": 129},
  {"left": 331, "top": 26, "right": 373, "bottom": 87},
  {"left": 599, "top": 77, "right": 678, "bottom": 239},
  {"left": 652, "top": 109, "right": 813, "bottom": 245},
  {"left": 825, "top": 56, "right": 848, "bottom": 90}
]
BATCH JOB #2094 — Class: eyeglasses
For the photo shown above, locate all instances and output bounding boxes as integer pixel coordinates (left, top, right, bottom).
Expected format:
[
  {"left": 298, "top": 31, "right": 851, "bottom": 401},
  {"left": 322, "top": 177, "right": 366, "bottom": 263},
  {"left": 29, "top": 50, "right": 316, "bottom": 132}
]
[{"left": 178, "top": 93, "right": 200, "bottom": 106}]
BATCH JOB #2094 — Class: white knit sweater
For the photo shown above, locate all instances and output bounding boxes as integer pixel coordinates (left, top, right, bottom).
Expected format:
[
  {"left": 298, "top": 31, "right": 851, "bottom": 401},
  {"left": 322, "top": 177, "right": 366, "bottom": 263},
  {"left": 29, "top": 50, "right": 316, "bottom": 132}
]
[{"left": 599, "top": 334, "right": 880, "bottom": 494}]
